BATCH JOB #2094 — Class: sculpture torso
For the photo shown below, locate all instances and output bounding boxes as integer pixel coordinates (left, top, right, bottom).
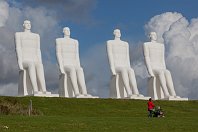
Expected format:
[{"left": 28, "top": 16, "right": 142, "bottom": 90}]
[
  {"left": 144, "top": 42, "right": 166, "bottom": 70},
  {"left": 16, "top": 32, "right": 40, "bottom": 62},
  {"left": 107, "top": 40, "right": 129, "bottom": 67},
  {"left": 56, "top": 38, "right": 79, "bottom": 66}
]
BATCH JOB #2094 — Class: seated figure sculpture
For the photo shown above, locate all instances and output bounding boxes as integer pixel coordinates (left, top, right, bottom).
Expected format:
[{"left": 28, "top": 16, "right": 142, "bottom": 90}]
[
  {"left": 143, "top": 32, "right": 187, "bottom": 100},
  {"left": 15, "top": 20, "right": 50, "bottom": 96},
  {"left": 56, "top": 27, "right": 95, "bottom": 98},
  {"left": 107, "top": 29, "right": 145, "bottom": 99}
]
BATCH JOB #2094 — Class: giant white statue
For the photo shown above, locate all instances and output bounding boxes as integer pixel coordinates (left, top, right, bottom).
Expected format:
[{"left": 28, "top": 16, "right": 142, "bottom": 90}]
[
  {"left": 56, "top": 27, "right": 96, "bottom": 98},
  {"left": 143, "top": 32, "right": 188, "bottom": 100},
  {"left": 15, "top": 20, "right": 52, "bottom": 96},
  {"left": 107, "top": 29, "right": 147, "bottom": 99}
]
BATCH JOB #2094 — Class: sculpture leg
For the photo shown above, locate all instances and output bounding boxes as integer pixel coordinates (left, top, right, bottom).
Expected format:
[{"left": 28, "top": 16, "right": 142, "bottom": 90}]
[
  {"left": 65, "top": 67, "right": 80, "bottom": 96},
  {"left": 24, "top": 63, "right": 38, "bottom": 92},
  {"left": 117, "top": 68, "right": 132, "bottom": 96},
  {"left": 156, "top": 71, "right": 170, "bottom": 97},
  {"left": 76, "top": 67, "right": 88, "bottom": 95},
  {"left": 35, "top": 63, "right": 47, "bottom": 92},
  {"left": 164, "top": 70, "right": 176, "bottom": 96},
  {"left": 128, "top": 68, "right": 139, "bottom": 95}
]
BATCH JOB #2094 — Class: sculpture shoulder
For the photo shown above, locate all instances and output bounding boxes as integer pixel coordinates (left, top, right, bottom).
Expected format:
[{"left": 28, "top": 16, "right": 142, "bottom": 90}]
[
  {"left": 56, "top": 38, "right": 78, "bottom": 45},
  {"left": 123, "top": 41, "right": 129, "bottom": 45},
  {"left": 15, "top": 32, "right": 39, "bottom": 38},
  {"left": 15, "top": 32, "right": 23, "bottom": 37},
  {"left": 34, "top": 33, "right": 40, "bottom": 38},
  {"left": 71, "top": 38, "right": 78, "bottom": 44},
  {"left": 107, "top": 40, "right": 114, "bottom": 46},
  {"left": 107, "top": 40, "right": 128, "bottom": 43},
  {"left": 56, "top": 38, "right": 63, "bottom": 42},
  {"left": 143, "top": 42, "right": 152, "bottom": 46}
]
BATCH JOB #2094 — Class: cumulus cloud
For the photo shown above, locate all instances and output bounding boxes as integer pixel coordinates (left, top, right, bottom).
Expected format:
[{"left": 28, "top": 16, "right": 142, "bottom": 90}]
[
  {"left": 81, "top": 43, "right": 110, "bottom": 97},
  {"left": 143, "top": 12, "right": 198, "bottom": 99},
  {"left": 145, "top": 12, "right": 183, "bottom": 43},
  {"left": 8, "top": 0, "right": 97, "bottom": 24},
  {"left": 0, "top": 0, "right": 60, "bottom": 96},
  {"left": 1, "top": 0, "right": 198, "bottom": 100},
  {"left": 0, "top": 0, "right": 9, "bottom": 27}
]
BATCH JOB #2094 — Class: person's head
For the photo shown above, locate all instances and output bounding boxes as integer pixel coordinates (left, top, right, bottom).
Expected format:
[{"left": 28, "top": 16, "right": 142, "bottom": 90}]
[
  {"left": 63, "top": 27, "right": 70, "bottom": 37},
  {"left": 149, "top": 32, "right": 157, "bottom": 42},
  {"left": 23, "top": 20, "right": 31, "bottom": 30},
  {"left": 113, "top": 29, "right": 121, "bottom": 38},
  {"left": 149, "top": 98, "right": 152, "bottom": 101}
]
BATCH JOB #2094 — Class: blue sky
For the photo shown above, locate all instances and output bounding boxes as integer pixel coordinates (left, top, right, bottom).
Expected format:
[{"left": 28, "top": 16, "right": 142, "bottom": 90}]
[
  {"left": 0, "top": 0, "right": 198, "bottom": 98},
  {"left": 9, "top": 0, "right": 198, "bottom": 53}
]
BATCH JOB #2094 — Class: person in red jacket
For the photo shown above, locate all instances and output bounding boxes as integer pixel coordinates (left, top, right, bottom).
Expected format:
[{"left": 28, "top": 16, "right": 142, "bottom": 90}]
[{"left": 148, "top": 98, "right": 155, "bottom": 117}]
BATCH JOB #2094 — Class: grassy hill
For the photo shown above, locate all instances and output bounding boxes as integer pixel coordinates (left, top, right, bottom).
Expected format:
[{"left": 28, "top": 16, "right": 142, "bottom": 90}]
[{"left": 0, "top": 96, "right": 197, "bottom": 132}]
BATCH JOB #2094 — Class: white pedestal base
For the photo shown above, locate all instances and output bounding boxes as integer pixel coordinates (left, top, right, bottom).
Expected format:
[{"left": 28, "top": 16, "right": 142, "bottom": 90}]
[
  {"left": 75, "top": 95, "right": 99, "bottom": 98},
  {"left": 24, "top": 91, "right": 59, "bottom": 97},
  {"left": 161, "top": 96, "right": 188, "bottom": 101},
  {"left": 123, "top": 95, "right": 150, "bottom": 100}
]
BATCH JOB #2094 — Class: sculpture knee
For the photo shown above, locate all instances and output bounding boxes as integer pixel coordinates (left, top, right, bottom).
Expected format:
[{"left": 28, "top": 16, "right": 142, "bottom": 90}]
[
  {"left": 120, "top": 69, "right": 128, "bottom": 75},
  {"left": 165, "top": 70, "right": 171, "bottom": 76},
  {"left": 36, "top": 63, "right": 44, "bottom": 69},
  {"left": 157, "top": 71, "right": 165, "bottom": 77},
  {"left": 27, "top": 63, "right": 35, "bottom": 70},
  {"left": 67, "top": 67, "right": 76, "bottom": 75},
  {"left": 129, "top": 68, "right": 135, "bottom": 75},
  {"left": 77, "top": 67, "right": 83, "bottom": 72}
]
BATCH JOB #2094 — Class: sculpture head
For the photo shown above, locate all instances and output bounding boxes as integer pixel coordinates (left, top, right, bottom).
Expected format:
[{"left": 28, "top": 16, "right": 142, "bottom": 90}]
[
  {"left": 113, "top": 29, "right": 121, "bottom": 39},
  {"left": 149, "top": 32, "right": 157, "bottom": 42},
  {"left": 63, "top": 27, "right": 70, "bottom": 37},
  {"left": 23, "top": 20, "right": 31, "bottom": 31}
]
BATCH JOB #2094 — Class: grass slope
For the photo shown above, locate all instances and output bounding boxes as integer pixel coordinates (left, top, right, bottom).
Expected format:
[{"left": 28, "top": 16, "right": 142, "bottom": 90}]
[{"left": 0, "top": 96, "right": 197, "bottom": 132}]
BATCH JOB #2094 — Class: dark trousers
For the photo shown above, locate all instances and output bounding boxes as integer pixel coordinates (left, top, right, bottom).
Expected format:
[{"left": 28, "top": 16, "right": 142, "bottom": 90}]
[{"left": 148, "top": 109, "right": 153, "bottom": 117}]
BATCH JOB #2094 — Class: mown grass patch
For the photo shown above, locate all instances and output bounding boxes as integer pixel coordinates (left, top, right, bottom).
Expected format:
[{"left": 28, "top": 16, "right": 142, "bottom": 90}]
[{"left": 0, "top": 96, "right": 197, "bottom": 132}]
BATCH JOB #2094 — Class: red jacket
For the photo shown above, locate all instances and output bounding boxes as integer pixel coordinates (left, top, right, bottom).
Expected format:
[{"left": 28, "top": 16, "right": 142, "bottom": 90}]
[{"left": 148, "top": 101, "right": 155, "bottom": 110}]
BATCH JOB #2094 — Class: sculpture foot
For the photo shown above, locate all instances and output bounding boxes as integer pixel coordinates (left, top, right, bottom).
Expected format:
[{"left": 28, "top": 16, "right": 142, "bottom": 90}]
[
  {"left": 128, "top": 95, "right": 138, "bottom": 98},
  {"left": 136, "top": 94, "right": 144, "bottom": 97},
  {"left": 84, "top": 94, "right": 92, "bottom": 97},
  {"left": 34, "top": 91, "right": 42, "bottom": 94},
  {"left": 75, "top": 94, "right": 81, "bottom": 97}
]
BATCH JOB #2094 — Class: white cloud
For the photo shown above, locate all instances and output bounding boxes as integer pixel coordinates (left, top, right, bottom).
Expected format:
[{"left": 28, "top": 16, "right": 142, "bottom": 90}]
[
  {"left": 0, "top": 0, "right": 9, "bottom": 27},
  {"left": 0, "top": 0, "right": 60, "bottom": 96},
  {"left": 0, "top": 0, "right": 198, "bottom": 100},
  {"left": 144, "top": 12, "right": 198, "bottom": 99},
  {"left": 145, "top": 12, "right": 183, "bottom": 43},
  {"left": 81, "top": 43, "right": 110, "bottom": 97}
]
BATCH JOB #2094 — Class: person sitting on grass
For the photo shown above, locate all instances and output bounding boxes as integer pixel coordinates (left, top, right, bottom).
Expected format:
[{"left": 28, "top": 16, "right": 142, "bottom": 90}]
[
  {"left": 153, "top": 106, "right": 165, "bottom": 117},
  {"left": 148, "top": 98, "right": 155, "bottom": 117}
]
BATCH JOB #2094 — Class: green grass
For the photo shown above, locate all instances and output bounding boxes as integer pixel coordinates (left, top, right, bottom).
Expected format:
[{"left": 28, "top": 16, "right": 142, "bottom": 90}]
[{"left": 0, "top": 97, "right": 197, "bottom": 132}]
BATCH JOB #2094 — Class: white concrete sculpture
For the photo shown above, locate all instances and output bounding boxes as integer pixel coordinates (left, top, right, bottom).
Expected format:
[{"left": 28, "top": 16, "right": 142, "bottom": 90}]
[
  {"left": 56, "top": 27, "right": 96, "bottom": 98},
  {"left": 107, "top": 29, "right": 148, "bottom": 99},
  {"left": 15, "top": 20, "right": 53, "bottom": 97},
  {"left": 143, "top": 32, "right": 188, "bottom": 100}
]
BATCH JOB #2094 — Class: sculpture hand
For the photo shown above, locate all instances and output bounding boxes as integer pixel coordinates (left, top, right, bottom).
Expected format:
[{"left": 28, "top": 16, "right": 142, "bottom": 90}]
[
  {"left": 149, "top": 73, "right": 155, "bottom": 77},
  {"left": 60, "top": 69, "right": 65, "bottom": 74},
  {"left": 19, "top": 65, "right": 24, "bottom": 71},
  {"left": 112, "top": 72, "right": 116, "bottom": 76}
]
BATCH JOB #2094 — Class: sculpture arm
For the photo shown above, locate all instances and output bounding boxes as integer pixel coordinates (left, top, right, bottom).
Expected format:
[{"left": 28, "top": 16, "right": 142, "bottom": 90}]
[
  {"left": 162, "top": 45, "right": 167, "bottom": 69},
  {"left": 15, "top": 33, "right": 23, "bottom": 70},
  {"left": 56, "top": 39, "right": 65, "bottom": 74},
  {"left": 126, "top": 42, "right": 131, "bottom": 68},
  {"left": 107, "top": 42, "right": 116, "bottom": 75},
  {"left": 37, "top": 35, "right": 42, "bottom": 63},
  {"left": 76, "top": 40, "right": 81, "bottom": 67},
  {"left": 143, "top": 44, "right": 154, "bottom": 77}
]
